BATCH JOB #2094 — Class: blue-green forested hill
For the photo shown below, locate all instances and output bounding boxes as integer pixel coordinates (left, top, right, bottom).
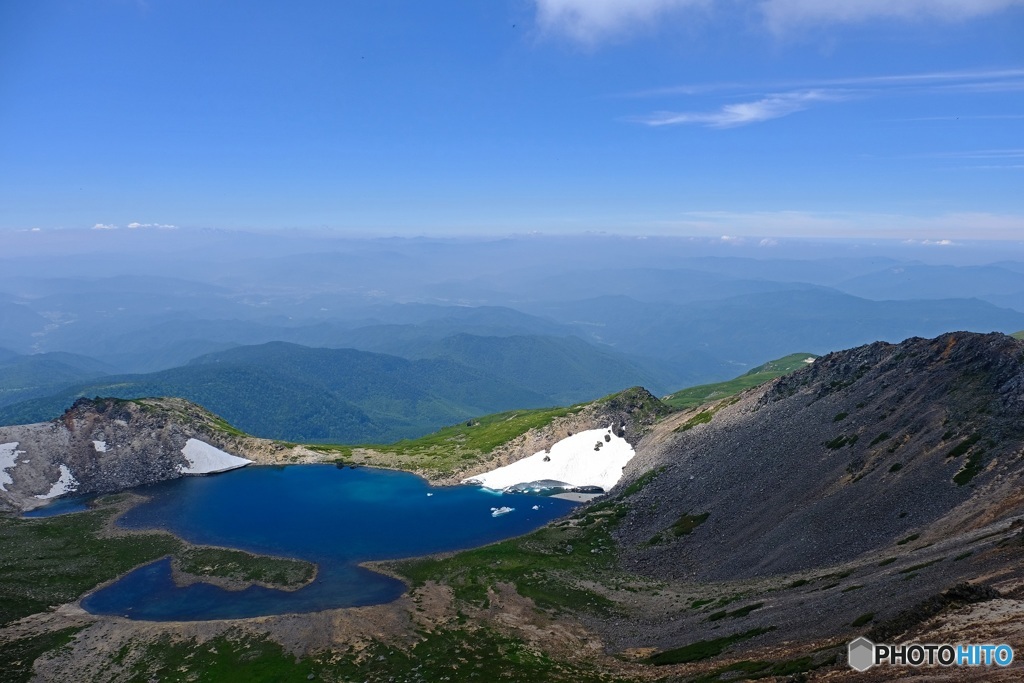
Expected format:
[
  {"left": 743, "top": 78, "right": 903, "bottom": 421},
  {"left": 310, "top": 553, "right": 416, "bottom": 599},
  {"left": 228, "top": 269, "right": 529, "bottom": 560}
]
[{"left": 0, "top": 337, "right": 656, "bottom": 443}]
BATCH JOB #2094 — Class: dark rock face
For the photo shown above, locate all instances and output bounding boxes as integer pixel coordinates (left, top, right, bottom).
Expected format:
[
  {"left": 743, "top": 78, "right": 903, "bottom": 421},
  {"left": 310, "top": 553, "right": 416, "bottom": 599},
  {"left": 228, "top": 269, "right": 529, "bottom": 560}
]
[
  {"left": 615, "top": 332, "right": 1024, "bottom": 582},
  {"left": 593, "top": 386, "right": 670, "bottom": 445},
  {"left": 0, "top": 397, "right": 250, "bottom": 511},
  {"left": 59, "top": 398, "right": 194, "bottom": 493}
]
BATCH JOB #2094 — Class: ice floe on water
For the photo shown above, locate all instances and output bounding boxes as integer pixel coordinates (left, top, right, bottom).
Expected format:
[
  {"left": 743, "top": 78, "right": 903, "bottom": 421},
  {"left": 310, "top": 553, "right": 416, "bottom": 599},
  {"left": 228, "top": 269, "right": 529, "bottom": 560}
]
[
  {"left": 178, "top": 438, "right": 252, "bottom": 474},
  {"left": 464, "top": 426, "right": 634, "bottom": 494},
  {"left": 1, "top": 442, "right": 23, "bottom": 492},
  {"left": 35, "top": 464, "right": 79, "bottom": 499},
  {"left": 491, "top": 506, "right": 514, "bottom": 517}
]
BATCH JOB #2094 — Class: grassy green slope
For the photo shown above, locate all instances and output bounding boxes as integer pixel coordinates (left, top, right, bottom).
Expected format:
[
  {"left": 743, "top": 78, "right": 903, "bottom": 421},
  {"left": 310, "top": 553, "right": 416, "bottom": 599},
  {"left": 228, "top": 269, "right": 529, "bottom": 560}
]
[
  {"left": 663, "top": 352, "right": 817, "bottom": 410},
  {"left": 1013, "top": 330, "right": 1024, "bottom": 340},
  {"left": 317, "top": 386, "right": 666, "bottom": 478}
]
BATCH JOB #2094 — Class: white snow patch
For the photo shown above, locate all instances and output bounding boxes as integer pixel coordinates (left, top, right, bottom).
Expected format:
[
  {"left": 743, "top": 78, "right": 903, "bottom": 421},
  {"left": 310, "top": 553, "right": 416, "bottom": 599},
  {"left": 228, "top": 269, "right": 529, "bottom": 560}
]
[
  {"left": 35, "top": 465, "right": 79, "bottom": 499},
  {"left": 179, "top": 438, "right": 252, "bottom": 474},
  {"left": 464, "top": 426, "right": 635, "bottom": 492},
  {"left": 1, "top": 442, "right": 24, "bottom": 492},
  {"left": 92, "top": 440, "right": 108, "bottom": 452},
  {"left": 803, "top": 357, "right": 815, "bottom": 363}
]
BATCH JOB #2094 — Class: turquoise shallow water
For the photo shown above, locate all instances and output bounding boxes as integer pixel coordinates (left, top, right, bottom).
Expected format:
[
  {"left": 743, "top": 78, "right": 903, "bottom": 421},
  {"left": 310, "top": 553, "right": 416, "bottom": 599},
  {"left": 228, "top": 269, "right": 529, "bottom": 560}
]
[{"left": 77, "top": 464, "right": 576, "bottom": 621}]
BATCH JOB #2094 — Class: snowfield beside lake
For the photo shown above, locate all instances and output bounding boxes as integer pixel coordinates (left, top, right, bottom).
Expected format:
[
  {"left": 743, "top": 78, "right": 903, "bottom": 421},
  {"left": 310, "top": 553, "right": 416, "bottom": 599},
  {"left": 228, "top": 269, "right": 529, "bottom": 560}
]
[
  {"left": 179, "top": 438, "right": 252, "bottom": 474},
  {"left": 464, "top": 426, "right": 635, "bottom": 493},
  {"left": 35, "top": 464, "right": 79, "bottom": 499}
]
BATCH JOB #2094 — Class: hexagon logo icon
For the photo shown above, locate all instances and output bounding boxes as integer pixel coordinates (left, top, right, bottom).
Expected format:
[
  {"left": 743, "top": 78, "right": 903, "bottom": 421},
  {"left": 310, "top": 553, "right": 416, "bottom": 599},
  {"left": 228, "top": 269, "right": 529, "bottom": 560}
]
[{"left": 848, "top": 636, "right": 876, "bottom": 672}]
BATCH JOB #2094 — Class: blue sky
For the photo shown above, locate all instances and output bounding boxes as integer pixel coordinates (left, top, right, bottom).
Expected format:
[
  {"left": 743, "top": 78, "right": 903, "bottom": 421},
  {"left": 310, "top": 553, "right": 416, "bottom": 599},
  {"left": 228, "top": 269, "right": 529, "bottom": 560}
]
[{"left": 2, "top": 0, "right": 1022, "bottom": 239}]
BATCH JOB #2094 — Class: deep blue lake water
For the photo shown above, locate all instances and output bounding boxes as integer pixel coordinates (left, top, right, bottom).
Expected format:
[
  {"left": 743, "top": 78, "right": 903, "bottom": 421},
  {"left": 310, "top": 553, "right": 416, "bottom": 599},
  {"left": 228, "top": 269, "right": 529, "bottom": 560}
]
[{"left": 75, "top": 465, "right": 576, "bottom": 621}]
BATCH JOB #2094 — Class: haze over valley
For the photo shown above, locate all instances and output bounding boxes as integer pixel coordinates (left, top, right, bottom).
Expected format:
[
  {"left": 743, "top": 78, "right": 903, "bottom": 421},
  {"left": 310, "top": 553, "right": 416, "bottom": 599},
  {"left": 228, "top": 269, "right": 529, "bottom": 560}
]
[{"left": 3, "top": 232, "right": 1024, "bottom": 444}]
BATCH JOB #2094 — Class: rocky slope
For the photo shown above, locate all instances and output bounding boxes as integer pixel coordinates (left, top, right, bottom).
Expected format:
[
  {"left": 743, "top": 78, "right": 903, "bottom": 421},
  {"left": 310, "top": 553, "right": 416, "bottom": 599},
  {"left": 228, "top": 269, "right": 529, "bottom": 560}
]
[
  {"left": 0, "top": 397, "right": 313, "bottom": 512},
  {"left": 618, "top": 331, "right": 1024, "bottom": 580},
  {"left": 556, "top": 331, "right": 1024, "bottom": 662}
]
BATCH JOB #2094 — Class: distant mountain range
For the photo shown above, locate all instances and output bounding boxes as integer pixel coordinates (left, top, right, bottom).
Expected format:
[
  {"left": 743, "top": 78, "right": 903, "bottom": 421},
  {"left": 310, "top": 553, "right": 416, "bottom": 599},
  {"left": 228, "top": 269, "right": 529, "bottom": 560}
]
[{"left": 4, "top": 240, "right": 1024, "bottom": 386}]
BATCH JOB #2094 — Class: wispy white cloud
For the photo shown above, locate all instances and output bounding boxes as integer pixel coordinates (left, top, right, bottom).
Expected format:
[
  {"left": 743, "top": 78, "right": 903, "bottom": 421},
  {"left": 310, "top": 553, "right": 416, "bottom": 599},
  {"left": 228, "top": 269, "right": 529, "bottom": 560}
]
[
  {"left": 920, "top": 149, "right": 1024, "bottom": 169},
  {"left": 761, "top": 0, "right": 1024, "bottom": 33},
  {"left": 896, "top": 114, "right": 1024, "bottom": 122},
  {"left": 533, "top": 0, "right": 709, "bottom": 44},
  {"left": 630, "top": 68, "right": 1024, "bottom": 99},
  {"left": 935, "top": 148, "right": 1024, "bottom": 159},
  {"left": 629, "top": 68, "right": 1024, "bottom": 129},
  {"left": 91, "top": 221, "right": 177, "bottom": 231},
  {"left": 534, "top": 0, "right": 1024, "bottom": 44},
  {"left": 127, "top": 221, "right": 177, "bottom": 229},
  {"left": 635, "top": 89, "right": 844, "bottom": 127}
]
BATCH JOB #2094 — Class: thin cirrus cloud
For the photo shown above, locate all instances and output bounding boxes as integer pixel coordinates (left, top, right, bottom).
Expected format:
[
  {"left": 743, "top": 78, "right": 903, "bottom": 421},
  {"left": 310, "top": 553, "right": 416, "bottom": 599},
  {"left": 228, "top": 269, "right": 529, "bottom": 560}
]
[
  {"left": 92, "top": 222, "right": 177, "bottom": 230},
  {"left": 635, "top": 89, "right": 845, "bottom": 128},
  {"left": 533, "top": 0, "right": 1024, "bottom": 42},
  {"left": 927, "top": 148, "right": 1024, "bottom": 171},
  {"left": 631, "top": 68, "right": 1024, "bottom": 129},
  {"left": 632, "top": 68, "right": 1024, "bottom": 98}
]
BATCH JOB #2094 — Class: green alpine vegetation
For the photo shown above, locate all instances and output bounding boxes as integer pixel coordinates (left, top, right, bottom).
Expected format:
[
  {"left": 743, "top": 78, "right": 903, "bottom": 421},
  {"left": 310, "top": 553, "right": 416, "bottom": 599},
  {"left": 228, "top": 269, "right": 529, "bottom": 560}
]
[
  {"left": 647, "top": 628, "right": 774, "bottom": 665},
  {"left": 0, "top": 498, "right": 317, "bottom": 626},
  {"left": 0, "top": 501, "right": 180, "bottom": 626},
  {"left": 663, "top": 353, "right": 816, "bottom": 410},
  {"left": 395, "top": 499, "right": 624, "bottom": 615},
  {"left": 116, "top": 629, "right": 626, "bottom": 683},
  {"left": 317, "top": 386, "right": 665, "bottom": 477},
  {"left": 312, "top": 403, "right": 583, "bottom": 474},
  {"left": 174, "top": 547, "right": 316, "bottom": 589}
]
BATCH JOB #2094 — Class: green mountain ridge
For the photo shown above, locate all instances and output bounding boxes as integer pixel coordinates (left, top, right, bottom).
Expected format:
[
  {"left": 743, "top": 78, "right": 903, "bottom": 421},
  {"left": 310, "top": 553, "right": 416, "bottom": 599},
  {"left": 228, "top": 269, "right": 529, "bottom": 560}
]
[
  {"left": 663, "top": 352, "right": 817, "bottom": 409},
  {"left": 0, "top": 352, "right": 116, "bottom": 409},
  {"left": 395, "top": 333, "right": 666, "bottom": 401}
]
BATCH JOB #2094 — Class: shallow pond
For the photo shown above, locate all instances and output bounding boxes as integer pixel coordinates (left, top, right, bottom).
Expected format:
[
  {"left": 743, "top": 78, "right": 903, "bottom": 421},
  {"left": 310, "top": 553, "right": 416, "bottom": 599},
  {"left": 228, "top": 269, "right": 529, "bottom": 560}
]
[{"left": 72, "top": 464, "right": 576, "bottom": 621}]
